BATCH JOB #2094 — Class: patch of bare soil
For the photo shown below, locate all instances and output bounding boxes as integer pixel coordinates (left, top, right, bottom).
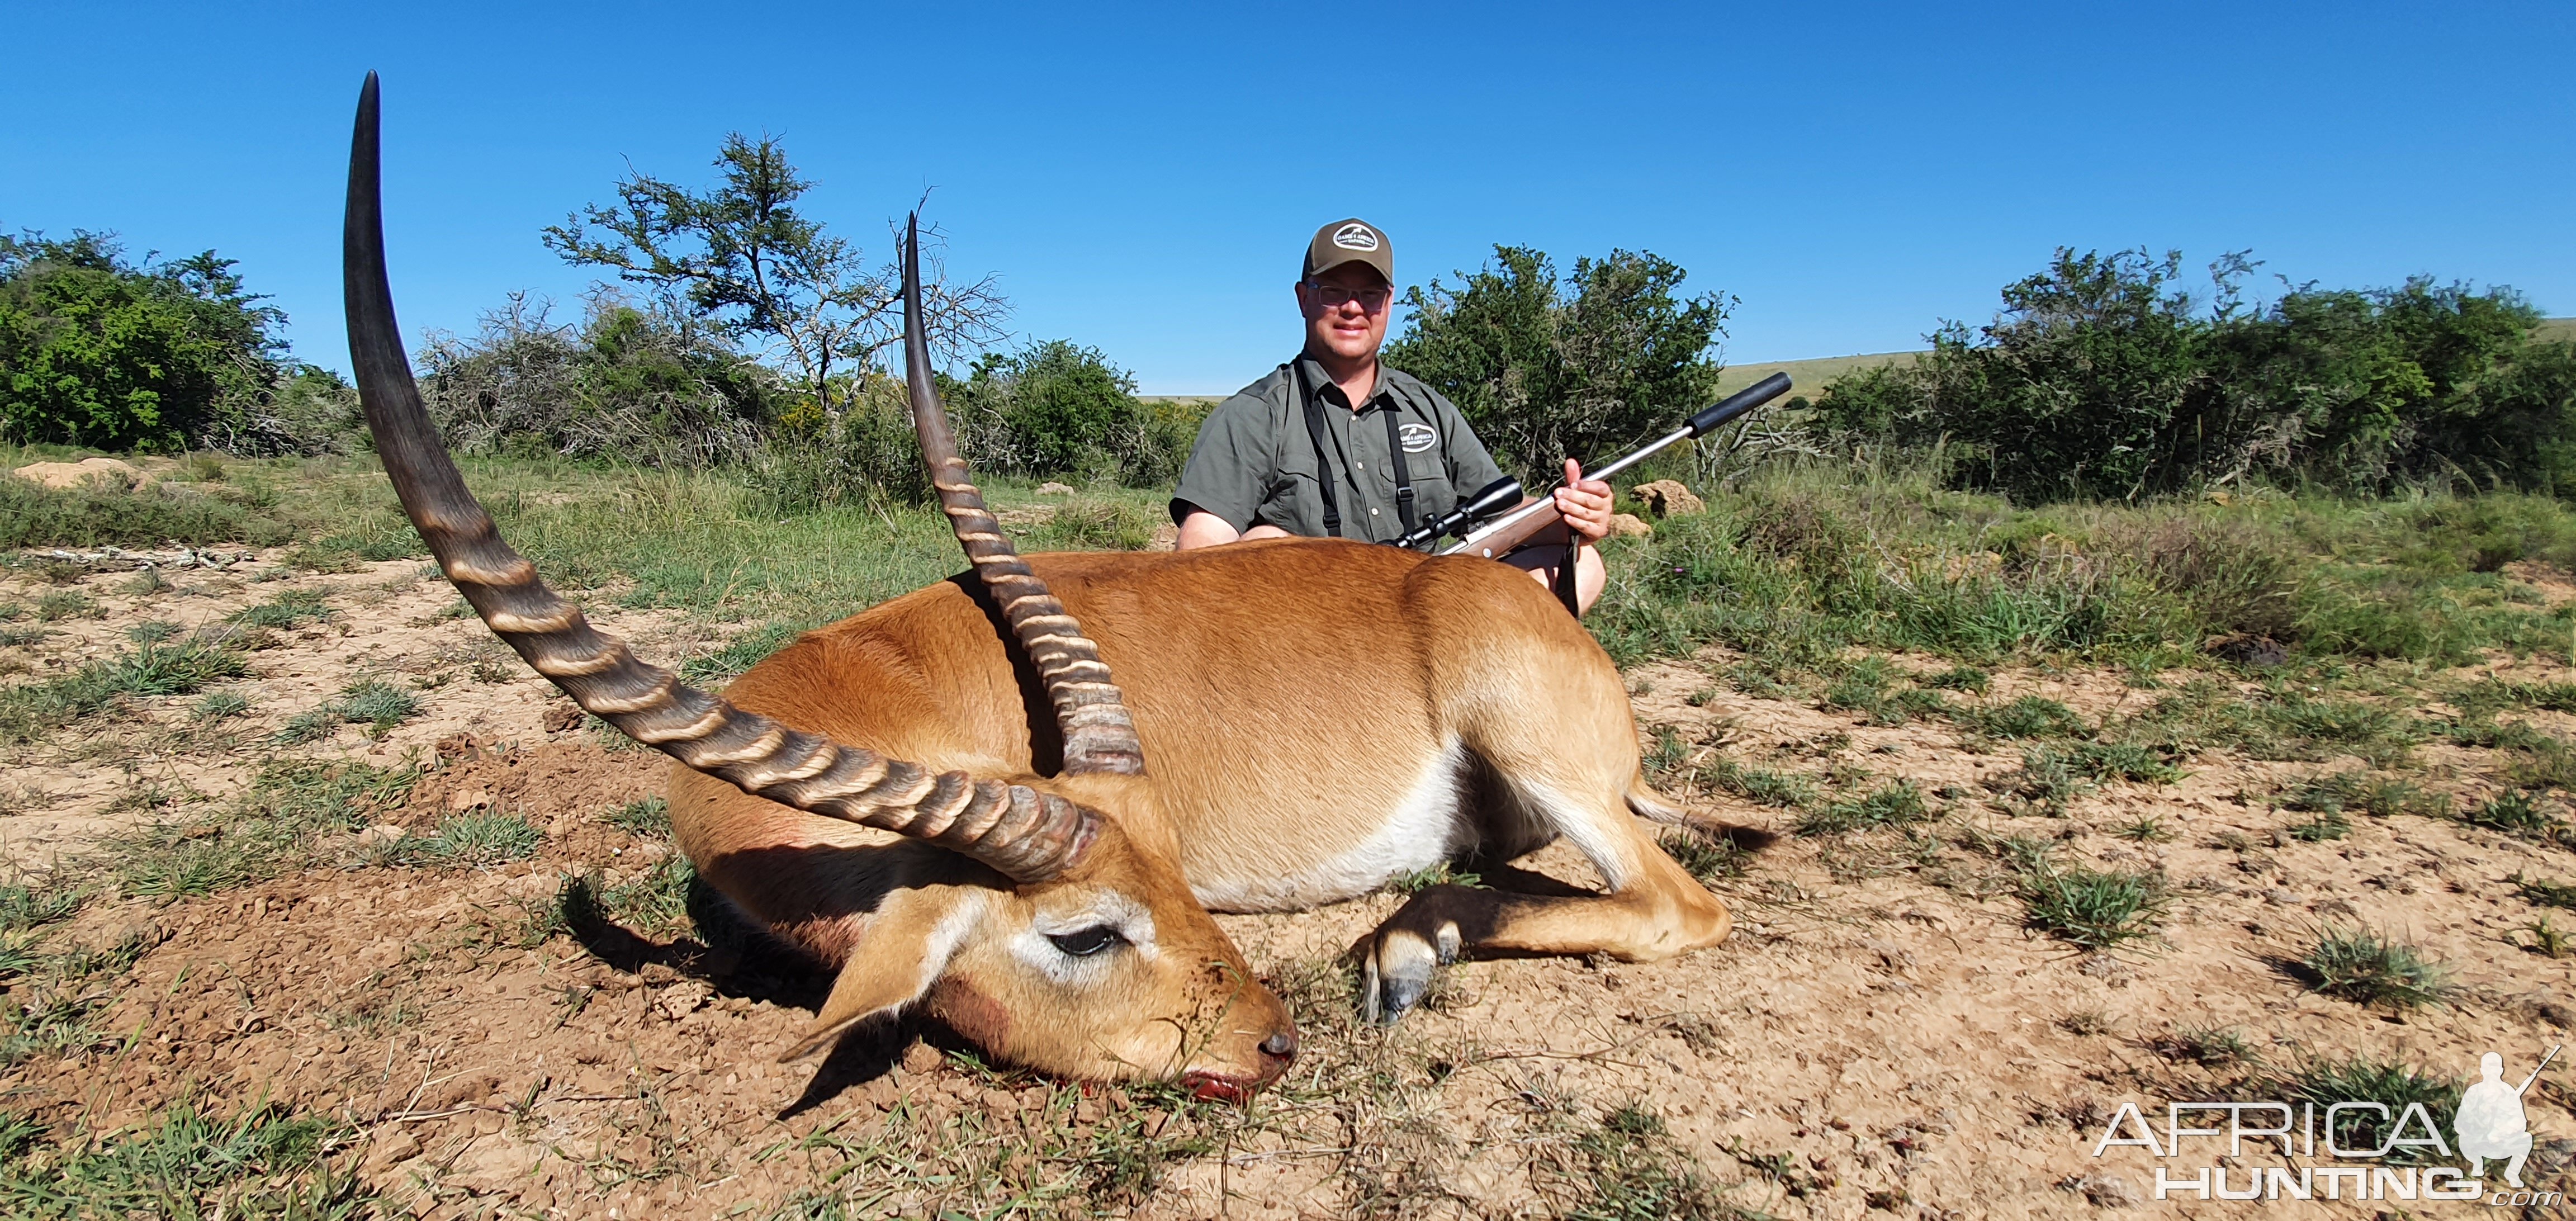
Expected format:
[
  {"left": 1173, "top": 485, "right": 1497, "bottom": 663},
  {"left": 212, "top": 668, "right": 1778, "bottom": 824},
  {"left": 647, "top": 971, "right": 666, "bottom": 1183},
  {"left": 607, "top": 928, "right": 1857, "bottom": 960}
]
[
  {"left": 0, "top": 555, "right": 707, "bottom": 866},
  {"left": 11, "top": 569, "right": 2576, "bottom": 1216}
]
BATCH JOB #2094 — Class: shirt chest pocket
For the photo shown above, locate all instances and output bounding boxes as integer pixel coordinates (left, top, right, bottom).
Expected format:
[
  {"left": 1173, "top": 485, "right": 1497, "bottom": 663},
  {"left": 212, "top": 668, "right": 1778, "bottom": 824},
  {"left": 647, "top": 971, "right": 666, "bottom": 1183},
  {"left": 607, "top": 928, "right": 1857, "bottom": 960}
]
[{"left": 1258, "top": 441, "right": 1333, "bottom": 533}]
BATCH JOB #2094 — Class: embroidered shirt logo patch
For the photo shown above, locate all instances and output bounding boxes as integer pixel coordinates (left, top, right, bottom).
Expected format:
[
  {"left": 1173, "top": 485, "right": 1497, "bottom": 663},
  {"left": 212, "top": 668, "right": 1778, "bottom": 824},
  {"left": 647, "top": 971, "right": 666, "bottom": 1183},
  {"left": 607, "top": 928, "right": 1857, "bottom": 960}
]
[{"left": 1398, "top": 422, "right": 1437, "bottom": 453}]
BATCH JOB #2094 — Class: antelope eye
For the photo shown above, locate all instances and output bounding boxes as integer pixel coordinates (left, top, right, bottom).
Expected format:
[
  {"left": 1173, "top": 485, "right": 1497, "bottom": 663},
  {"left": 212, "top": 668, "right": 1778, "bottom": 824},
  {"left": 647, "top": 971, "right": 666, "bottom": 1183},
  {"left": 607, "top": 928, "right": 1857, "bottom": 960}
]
[{"left": 1046, "top": 926, "right": 1125, "bottom": 957}]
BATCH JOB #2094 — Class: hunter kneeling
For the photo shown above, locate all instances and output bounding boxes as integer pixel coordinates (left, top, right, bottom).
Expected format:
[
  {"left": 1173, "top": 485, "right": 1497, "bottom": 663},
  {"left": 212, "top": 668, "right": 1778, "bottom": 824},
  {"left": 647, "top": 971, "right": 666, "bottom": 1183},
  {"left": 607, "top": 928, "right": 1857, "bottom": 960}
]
[{"left": 1171, "top": 217, "right": 1614, "bottom": 614}]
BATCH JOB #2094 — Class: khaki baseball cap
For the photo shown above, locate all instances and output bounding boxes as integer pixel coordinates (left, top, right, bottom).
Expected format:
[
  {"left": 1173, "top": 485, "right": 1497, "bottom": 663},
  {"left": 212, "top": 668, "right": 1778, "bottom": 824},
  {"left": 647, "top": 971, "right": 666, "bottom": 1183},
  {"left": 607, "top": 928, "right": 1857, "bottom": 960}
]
[{"left": 1303, "top": 218, "right": 1393, "bottom": 285}]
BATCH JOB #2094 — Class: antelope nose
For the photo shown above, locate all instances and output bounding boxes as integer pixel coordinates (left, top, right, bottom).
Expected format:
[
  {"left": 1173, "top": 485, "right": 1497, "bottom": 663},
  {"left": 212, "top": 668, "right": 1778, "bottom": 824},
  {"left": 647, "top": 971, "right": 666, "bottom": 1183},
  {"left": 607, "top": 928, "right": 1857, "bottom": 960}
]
[{"left": 1261, "top": 1030, "right": 1298, "bottom": 1062}]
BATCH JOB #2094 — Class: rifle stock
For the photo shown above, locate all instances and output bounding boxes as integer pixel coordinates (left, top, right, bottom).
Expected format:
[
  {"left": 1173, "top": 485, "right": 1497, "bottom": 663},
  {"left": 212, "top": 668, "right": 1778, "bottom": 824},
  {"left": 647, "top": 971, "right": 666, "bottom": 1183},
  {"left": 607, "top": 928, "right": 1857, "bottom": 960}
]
[{"left": 1440, "top": 372, "right": 1794, "bottom": 560}]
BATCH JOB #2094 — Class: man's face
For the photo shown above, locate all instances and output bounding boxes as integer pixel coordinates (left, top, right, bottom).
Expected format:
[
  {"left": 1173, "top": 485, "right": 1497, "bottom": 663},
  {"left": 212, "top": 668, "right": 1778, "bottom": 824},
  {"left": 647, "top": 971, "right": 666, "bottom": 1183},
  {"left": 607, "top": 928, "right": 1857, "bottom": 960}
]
[{"left": 1297, "top": 263, "right": 1393, "bottom": 364}]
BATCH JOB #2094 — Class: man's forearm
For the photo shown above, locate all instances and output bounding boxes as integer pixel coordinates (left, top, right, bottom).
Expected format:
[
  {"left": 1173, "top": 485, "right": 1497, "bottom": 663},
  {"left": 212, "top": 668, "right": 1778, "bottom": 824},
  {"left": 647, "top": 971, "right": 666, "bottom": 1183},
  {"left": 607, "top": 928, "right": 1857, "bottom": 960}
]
[
  {"left": 1176, "top": 511, "right": 1294, "bottom": 550},
  {"left": 1175, "top": 511, "right": 1240, "bottom": 550}
]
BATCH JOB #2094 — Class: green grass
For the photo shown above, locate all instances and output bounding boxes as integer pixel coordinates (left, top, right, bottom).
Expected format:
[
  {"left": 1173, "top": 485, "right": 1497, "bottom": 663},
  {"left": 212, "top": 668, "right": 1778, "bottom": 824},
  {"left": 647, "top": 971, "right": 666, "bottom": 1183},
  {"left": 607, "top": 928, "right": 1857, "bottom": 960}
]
[
  {"left": 2018, "top": 865, "right": 2167, "bottom": 950},
  {"left": 0, "top": 883, "right": 82, "bottom": 933},
  {"left": 1967, "top": 696, "right": 2091, "bottom": 741},
  {"left": 1549, "top": 1104, "right": 1742, "bottom": 1220},
  {"left": 1657, "top": 830, "right": 1746, "bottom": 885},
  {"left": 109, "top": 759, "right": 415, "bottom": 897},
  {"left": 394, "top": 812, "right": 542, "bottom": 867},
  {"left": 0, "top": 1097, "right": 380, "bottom": 1218},
  {"left": 680, "top": 621, "right": 807, "bottom": 684},
  {"left": 2147, "top": 1023, "right": 2255, "bottom": 1068},
  {"left": 2301, "top": 927, "right": 2451, "bottom": 1009},
  {"left": 564, "top": 854, "right": 698, "bottom": 939},
  {"left": 333, "top": 678, "right": 420, "bottom": 732},
  {"left": 1592, "top": 458, "right": 2576, "bottom": 676},
  {"left": 1796, "top": 779, "right": 1929, "bottom": 835},
  {"left": 0, "top": 460, "right": 302, "bottom": 550},
  {"left": 1697, "top": 758, "right": 1815, "bottom": 808},
  {"left": 2515, "top": 873, "right": 2576, "bottom": 910},
  {"left": 191, "top": 690, "right": 250, "bottom": 721},
  {"left": 2283, "top": 772, "right": 2446, "bottom": 819},
  {"left": 606, "top": 795, "right": 671, "bottom": 836},
  {"left": 1030, "top": 498, "right": 1160, "bottom": 552},
  {"left": 0, "top": 640, "right": 250, "bottom": 745},
  {"left": 2271, "top": 1056, "right": 2462, "bottom": 1165},
  {"left": 2287, "top": 808, "right": 2353, "bottom": 841},
  {"left": 229, "top": 588, "right": 331, "bottom": 628},
  {"left": 31, "top": 592, "right": 100, "bottom": 623},
  {"left": 2458, "top": 789, "right": 2568, "bottom": 840}
]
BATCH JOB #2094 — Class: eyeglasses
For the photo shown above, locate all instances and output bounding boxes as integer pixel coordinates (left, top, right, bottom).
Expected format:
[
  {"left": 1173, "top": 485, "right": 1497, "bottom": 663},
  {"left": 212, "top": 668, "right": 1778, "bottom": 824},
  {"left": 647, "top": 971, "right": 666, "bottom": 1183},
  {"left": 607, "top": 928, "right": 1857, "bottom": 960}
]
[{"left": 1306, "top": 282, "right": 1392, "bottom": 312}]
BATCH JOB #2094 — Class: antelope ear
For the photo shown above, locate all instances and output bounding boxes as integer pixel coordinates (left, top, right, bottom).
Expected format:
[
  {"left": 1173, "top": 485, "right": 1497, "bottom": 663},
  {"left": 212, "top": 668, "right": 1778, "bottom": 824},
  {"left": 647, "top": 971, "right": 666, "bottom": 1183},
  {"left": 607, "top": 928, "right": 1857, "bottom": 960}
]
[{"left": 778, "top": 888, "right": 987, "bottom": 1063}]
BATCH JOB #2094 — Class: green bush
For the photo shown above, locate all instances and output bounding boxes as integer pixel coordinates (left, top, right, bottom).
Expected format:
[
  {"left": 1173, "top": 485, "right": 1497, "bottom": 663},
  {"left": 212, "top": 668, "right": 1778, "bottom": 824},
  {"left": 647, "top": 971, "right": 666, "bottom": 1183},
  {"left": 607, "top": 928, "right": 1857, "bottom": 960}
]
[
  {"left": 1385, "top": 245, "right": 1729, "bottom": 482},
  {"left": 1805, "top": 247, "right": 2568, "bottom": 499},
  {"left": 0, "top": 233, "right": 315, "bottom": 453},
  {"left": 940, "top": 339, "right": 1186, "bottom": 486},
  {"left": 417, "top": 294, "right": 778, "bottom": 468}
]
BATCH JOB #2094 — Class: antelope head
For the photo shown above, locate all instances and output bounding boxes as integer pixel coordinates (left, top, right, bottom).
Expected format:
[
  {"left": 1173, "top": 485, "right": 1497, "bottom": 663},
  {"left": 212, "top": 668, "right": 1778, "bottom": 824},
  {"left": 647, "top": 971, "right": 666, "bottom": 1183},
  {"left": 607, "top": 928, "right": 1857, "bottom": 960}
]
[{"left": 341, "top": 74, "right": 1294, "bottom": 1096}]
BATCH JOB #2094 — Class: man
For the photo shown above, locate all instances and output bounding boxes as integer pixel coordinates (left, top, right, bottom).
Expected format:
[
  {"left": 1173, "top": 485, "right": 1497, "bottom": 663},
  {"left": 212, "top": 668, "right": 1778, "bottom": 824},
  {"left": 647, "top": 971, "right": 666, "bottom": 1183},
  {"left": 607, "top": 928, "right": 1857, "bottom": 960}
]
[{"left": 1169, "top": 218, "right": 1614, "bottom": 613}]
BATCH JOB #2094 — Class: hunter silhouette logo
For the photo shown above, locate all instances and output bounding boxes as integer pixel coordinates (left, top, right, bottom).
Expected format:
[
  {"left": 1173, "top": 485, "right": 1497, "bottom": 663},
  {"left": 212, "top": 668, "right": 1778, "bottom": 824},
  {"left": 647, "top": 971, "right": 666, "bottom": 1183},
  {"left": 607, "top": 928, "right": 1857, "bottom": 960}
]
[
  {"left": 1332, "top": 223, "right": 1379, "bottom": 250},
  {"left": 2459, "top": 1047, "right": 2556, "bottom": 1189},
  {"left": 2086, "top": 1043, "right": 2563, "bottom": 1205}
]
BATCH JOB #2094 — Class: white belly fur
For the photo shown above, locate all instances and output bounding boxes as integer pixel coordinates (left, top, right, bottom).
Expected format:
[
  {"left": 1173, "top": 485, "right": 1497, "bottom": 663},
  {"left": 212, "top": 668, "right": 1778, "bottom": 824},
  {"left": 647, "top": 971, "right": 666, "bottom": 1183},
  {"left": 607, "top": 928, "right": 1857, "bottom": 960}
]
[{"left": 1192, "top": 742, "right": 1466, "bottom": 912}]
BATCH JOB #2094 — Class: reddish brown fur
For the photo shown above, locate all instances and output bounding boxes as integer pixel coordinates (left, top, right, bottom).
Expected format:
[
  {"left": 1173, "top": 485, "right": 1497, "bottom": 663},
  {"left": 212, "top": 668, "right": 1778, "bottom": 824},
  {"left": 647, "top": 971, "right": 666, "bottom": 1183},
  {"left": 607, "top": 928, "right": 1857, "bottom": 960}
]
[{"left": 673, "top": 537, "right": 1730, "bottom": 1086}]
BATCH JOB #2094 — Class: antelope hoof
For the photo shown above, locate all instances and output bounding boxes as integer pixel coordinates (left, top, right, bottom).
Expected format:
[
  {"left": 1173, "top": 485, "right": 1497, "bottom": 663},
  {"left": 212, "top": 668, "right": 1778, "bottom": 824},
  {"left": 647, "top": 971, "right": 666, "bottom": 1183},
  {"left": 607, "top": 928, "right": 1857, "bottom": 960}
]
[{"left": 1362, "top": 922, "right": 1457, "bottom": 1026}]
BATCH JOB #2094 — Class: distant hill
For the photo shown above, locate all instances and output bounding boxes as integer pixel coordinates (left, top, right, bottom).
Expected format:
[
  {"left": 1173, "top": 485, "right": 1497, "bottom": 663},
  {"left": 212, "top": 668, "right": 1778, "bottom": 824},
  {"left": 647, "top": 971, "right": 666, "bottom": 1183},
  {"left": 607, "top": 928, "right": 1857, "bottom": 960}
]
[
  {"left": 1146, "top": 320, "right": 2574, "bottom": 402},
  {"left": 1714, "top": 317, "right": 2575, "bottom": 399},
  {"left": 1715, "top": 351, "right": 1921, "bottom": 397}
]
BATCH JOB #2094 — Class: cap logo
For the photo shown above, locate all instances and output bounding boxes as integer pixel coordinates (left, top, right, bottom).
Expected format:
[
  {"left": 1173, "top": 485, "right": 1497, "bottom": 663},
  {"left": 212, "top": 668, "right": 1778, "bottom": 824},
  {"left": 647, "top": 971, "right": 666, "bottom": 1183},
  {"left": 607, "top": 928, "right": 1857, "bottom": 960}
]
[{"left": 1332, "top": 223, "right": 1379, "bottom": 252}]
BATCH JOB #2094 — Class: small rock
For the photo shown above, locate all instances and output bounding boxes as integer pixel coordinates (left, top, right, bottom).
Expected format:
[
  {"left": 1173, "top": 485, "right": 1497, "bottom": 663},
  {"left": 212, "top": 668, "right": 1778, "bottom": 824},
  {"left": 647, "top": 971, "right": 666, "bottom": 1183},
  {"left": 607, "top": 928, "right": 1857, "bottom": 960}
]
[
  {"left": 2071, "top": 1172, "right": 2140, "bottom": 1208},
  {"left": 864, "top": 1076, "right": 902, "bottom": 1110},
  {"left": 2264, "top": 888, "right": 2302, "bottom": 906},
  {"left": 901, "top": 1042, "right": 943, "bottom": 1075},
  {"left": 1035, "top": 482, "right": 1077, "bottom": 496},
  {"left": 357, "top": 824, "right": 408, "bottom": 848},
  {"left": 2077, "top": 953, "right": 2126, "bottom": 979},
  {"left": 541, "top": 702, "right": 584, "bottom": 733},
  {"left": 2209, "top": 635, "right": 2289, "bottom": 668},
  {"left": 364, "top": 1128, "right": 422, "bottom": 1170},
  {"left": 447, "top": 788, "right": 494, "bottom": 813},
  {"left": 12, "top": 457, "right": 146, "bottom": 491},
  {"left": 654, "top": 981, "right": 710, "bottom": 1021},
  {"left": 1603, "top": 512, "right": 1654, "bottom": 539},
  {"left": 1629, "top": 479, "right": 1706, "bottom": 518}
]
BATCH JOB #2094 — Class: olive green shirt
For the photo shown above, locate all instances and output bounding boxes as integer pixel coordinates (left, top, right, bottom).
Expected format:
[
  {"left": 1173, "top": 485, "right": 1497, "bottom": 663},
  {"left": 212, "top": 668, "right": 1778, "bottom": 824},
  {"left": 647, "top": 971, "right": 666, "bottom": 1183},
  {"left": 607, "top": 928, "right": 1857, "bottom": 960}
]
[{"left": 1171, "top": 357, "right": 1508, "bottom": 548}]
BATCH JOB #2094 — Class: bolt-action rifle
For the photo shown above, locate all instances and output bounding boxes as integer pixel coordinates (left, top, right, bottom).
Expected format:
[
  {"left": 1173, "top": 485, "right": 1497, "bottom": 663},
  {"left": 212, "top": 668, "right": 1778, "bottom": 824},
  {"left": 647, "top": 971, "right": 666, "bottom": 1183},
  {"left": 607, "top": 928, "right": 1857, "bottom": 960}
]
[{"left": 1387, "top": 372, "right": 1796, "bottom": 560}]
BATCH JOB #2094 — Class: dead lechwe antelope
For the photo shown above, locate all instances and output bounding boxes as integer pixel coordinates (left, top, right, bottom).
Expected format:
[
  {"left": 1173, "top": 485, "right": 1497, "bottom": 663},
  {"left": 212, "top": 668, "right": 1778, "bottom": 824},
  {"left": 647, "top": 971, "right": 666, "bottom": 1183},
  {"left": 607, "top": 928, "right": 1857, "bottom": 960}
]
[{"left": 343, "top": 75, "right": 1730, "bottom": 1099}]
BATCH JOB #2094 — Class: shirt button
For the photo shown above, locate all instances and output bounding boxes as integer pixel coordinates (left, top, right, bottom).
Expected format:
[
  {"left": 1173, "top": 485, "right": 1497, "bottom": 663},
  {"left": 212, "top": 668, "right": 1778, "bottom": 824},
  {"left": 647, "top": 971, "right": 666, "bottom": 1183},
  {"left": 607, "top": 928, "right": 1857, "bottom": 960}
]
[{"left": 1370, "top": 507, "right": 1379, "bottom": 515}]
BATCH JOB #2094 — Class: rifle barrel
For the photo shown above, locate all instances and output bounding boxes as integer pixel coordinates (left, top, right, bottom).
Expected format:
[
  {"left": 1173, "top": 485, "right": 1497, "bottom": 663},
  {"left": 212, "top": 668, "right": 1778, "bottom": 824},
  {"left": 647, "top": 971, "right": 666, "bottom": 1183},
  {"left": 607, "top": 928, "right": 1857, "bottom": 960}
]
[
  {"left": 1439, "top": 372, "right": 1794, "bottom": 558},
  {"left": 2519, "top": 1043, "right": 2563, "bottom": 1094}
]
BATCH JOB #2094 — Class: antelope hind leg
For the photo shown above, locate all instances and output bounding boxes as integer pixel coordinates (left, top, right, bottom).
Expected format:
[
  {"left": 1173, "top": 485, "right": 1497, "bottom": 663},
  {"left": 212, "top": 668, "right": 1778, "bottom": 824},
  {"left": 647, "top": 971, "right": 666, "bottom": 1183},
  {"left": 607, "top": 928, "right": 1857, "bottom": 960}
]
[{"left": 1360, "top": 845, "right": 1731, "bottom": 1024}]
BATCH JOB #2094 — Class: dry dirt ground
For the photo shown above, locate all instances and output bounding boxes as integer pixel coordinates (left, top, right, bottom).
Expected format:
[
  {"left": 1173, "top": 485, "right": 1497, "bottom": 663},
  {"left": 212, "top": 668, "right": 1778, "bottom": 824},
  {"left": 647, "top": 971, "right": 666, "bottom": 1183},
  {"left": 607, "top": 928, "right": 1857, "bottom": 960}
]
[{"left": 7, "top": 551, "right": 2576, "bottom": 1218}]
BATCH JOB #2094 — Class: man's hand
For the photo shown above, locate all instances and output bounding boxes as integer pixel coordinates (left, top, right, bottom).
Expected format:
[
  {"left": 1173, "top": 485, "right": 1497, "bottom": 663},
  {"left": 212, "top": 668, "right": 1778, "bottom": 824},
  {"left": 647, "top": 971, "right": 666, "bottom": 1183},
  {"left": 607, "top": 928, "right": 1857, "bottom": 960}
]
[{"left": 1552, "top": 458, "right": 1614, "bottom": 545}]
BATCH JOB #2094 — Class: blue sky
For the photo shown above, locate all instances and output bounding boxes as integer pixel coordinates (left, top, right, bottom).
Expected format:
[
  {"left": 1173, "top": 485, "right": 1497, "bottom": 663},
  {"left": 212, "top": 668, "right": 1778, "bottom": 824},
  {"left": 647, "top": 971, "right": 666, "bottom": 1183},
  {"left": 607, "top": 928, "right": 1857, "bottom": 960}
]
[{"left": 5, "top": 2, "right": 2569, "bottom": 394}]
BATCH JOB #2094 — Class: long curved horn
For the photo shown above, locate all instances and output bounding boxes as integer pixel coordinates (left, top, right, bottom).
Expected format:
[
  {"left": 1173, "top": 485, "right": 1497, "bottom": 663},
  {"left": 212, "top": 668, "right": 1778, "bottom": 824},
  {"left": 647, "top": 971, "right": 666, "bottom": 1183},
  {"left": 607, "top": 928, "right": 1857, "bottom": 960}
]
[
  {"left": 341, "top": 73, "right": 1096, "bottom": 883},
  {"left": 900, "top": 218, "right": 1146, "bottom": 778}
]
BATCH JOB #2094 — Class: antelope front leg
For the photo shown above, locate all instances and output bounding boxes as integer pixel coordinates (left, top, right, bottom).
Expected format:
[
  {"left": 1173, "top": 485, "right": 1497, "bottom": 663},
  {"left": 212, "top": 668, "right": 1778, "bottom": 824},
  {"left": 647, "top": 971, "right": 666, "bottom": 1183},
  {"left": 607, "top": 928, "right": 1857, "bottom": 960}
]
[{"left": 1359, "top": 850, "right": 1731, "bottom": 1024}]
